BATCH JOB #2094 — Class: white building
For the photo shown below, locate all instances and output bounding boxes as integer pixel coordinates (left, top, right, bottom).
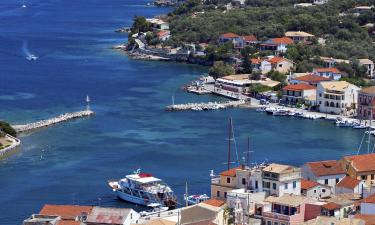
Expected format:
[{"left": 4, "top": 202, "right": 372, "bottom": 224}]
[
  {"left": 313, "top": 0, "right": 328, "bottom": 5},
  {"left": 316, "top": 81, "right": 360, "bottom": 115},
  {"left": 335, "top": 176, "right": 366, "bottom": 196},
  {"left": 227, "top": 189, "right": 266, "bottom": 216},
  {"left": 262, "top": 163, "right": 302, "bottom": 197},
  {"left": 359, "top": 59, "right": 374, "bottom": 78},
  {"left": 301, "top": 160, "right": 346, "bottom": 189},
  {"left": 301, "top": 179, "right": 332, "bottom": 199}
]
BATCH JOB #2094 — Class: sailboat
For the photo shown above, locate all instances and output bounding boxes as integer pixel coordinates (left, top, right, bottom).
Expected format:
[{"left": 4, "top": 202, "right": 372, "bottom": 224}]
[{"left": 21, "top": 0, "right": 27, "bottom": 8}]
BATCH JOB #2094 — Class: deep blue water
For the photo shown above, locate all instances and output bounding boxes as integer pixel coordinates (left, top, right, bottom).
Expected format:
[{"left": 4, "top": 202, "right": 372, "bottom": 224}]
[{"left": 0, "top": 1, "right": 368, "bottom": 224}]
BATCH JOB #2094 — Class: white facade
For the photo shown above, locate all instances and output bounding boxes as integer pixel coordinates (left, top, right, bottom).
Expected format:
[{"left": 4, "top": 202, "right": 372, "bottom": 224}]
[
  {"left": 360, "top": 202, "right": 375, "bottom": 214},
  {"left": 260, "top": 61, "right": 272, "bottom": 74},
  {"left": 301, "top": 164, "right": 346, "bottom": 189},
  {"left": 263, "top": 173, "right": 302, "bottom": 196},
  {"left": 226, "top": 189, "right": 266, "bottom": 215},
  {"left": 335, "top": 180, "right": 365, "bottom": 195},
  {"left": 304, "top": 185, "right": 332, "bottom": 199},
  {"left": 316, "top": 81, "right": 360, "bottom": 115},
  {"left": 359, "top": 59, "right": 375, "bottom": 78},
  {"left": 313, "top": 0, "right": 328, "bottom": 4}
]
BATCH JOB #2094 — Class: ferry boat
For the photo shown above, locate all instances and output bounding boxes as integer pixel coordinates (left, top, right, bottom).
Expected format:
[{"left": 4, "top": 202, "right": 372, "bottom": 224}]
[{"left": 108, "top": 170, "right": 177, "bottom": 208}]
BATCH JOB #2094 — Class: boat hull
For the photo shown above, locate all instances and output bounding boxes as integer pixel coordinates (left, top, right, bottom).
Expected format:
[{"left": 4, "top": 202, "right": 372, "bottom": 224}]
[{"left": 115, "top": 190, "right": 149, "bottom": 206}]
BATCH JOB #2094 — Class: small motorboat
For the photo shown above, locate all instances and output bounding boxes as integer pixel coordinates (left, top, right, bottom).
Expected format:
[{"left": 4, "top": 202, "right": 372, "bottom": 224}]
[
  {"left": 26, "top": 54, "right": 38, "bottom": 61},
  {"left": 140, "top": 203, "right": 169, "bottom": 217},
  {"left": 184, "top": 194, "right": 209, "bottom": 205},
  {"left": 273, "top": 109, "right": 289, "bottom": 116},
  {"left": 353, "top": 124, "right": 369, "bottom": 129}
]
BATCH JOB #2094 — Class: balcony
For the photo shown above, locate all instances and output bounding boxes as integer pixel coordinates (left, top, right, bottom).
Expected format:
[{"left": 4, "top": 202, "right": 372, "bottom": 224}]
[
  {"left": 279, "top": 171, "right": 302, "bottom": 182},
  {"left": 211, "top": 177, "right": 220, "bottom": 185},
  {"left": 262, "top": 211, "right": 290, "bottom": 221}
]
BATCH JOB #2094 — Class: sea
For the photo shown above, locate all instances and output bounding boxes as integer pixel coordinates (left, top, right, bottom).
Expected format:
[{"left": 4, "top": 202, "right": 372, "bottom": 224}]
[{"left": 0, "top": 0, "right": 369, "bottom": 224}]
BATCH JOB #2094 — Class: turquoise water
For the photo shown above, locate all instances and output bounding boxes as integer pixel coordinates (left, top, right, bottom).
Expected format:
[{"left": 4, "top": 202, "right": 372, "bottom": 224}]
[{"left": 0, "top": 1, "right": 366, "bottom": 224}]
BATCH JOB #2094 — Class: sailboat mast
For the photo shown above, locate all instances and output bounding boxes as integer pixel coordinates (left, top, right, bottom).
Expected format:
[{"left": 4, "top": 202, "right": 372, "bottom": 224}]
[
  {"left": 228, "top": 117, "right": 232, "bottom": 170},
  {"left": 247, "top": 136, "right": 250, "bottom": 167},
  {"left": 185, "top": 180, "right": 188, "bottom": 207},
  {"left": 368, "top": 108, "right": 373, "bottom": 154}
]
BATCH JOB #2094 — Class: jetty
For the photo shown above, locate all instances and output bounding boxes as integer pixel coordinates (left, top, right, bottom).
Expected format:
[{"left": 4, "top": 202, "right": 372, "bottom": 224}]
[
  {"left": 166, "top": 100, "right": 246, "bottom": 111},
  {"left": 12, "top": 110, "right": 94, "bottom": 133}
]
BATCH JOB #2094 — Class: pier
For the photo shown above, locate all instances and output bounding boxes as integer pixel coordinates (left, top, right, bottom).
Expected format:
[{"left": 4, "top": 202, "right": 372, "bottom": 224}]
[
  {"left": 12, "top": 110, "right": 94, "bottom": 133},
  {"left": 166, "top": 100, "right": 246, "bottom": 111}
]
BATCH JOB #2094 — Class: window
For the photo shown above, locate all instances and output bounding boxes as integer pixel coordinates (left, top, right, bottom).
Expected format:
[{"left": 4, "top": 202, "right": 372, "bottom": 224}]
[
  {"left": 322, "top": 189, "right": 326, "bottom": 193},
  {"left": 255, "top": 181, "right": 258, "bottom": 189},
  {"left": 227, "top": 177, "right": 231, "bottom": 183},
  {"left": 314, "top": 190, "right": 317, "bottom": 193},
  {"left": 325, "top": 179, "right": 329, "bottom": 185},
  {"left": 279, "top": 64, "right": 282, "bottom": 68},
  {"left": 264, "top": 172, "right": 270, "bottom": 177},
  {"left": 293, "top": 181, "right": 297, "bottom": 189},
  {"left": 224, "top": 192, "right": 227, "bottom": 198},
  {"left": 267, "top": 221, "right": 272, "bottom": 225},
  {"left": 242, "top": 178, "right": 246, "bottom": 185},
  {"left": 273, "top": 183, "right": 277, "bottom": 190},
  {"left": 217, "top": 191, "right": 220, "bottom": 197},
  {"left": 361, "top": 175, "right": 367, "bottom": 180},
  {"left": 274, "top": 222, "right": 279, "bottom": 225},
  {"left": 319, "top": 93, "right": 322, "bottom": 97},
  {"left": 284, "top": 183, "right": 288, "bottom": 189},
  {"left": 371, "top": 174, "right": 374, "bottom": 180},
  {"left": 336, "top": 178, "right": 339, "bottom": 184},
  {"left": 264, "top": 182, "right": 271, "bottom": 189}
]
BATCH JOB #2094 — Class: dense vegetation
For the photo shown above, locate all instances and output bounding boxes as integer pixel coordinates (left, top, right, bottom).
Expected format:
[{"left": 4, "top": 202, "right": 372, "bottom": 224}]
[
  {"left": 166, "top": 0, "right": 375, "bottom": 61},
  {"left": 0, "top": 121, "right": 17, "bottom": 137}
]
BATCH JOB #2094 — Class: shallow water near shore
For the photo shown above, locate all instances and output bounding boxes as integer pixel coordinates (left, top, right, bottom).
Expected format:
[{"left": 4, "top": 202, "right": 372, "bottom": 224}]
[{"left": 0, "top": 0, "right": 369, "bottom": 224}]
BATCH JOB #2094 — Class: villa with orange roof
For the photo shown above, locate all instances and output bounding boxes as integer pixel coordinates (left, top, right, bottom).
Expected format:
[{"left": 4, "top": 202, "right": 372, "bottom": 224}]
[
  {"left": 313, "top": 67, "right": 343, "bottom": 80},
  {"left": 218, "top": 33, "right": 257, "bottom": 49},
  {"left": 285, "top": 31, "right": 315, "bottom": 43},
  {"left": 282, "top": 83, "right": 316, "bottom": 105},
  {"left": 335, "top": 176, "right": 366, "bottom": 196},
  {"left": 260, "top": 37, "right": 294, "bottom": 53},
  {"left": 339, "top": 153, "right": 375, "bottom": 183},
  {"left": 291, "top": 74, "right": 332, "bottom": 86},
  {"left": 301, "top": 160, "right": 346, "bottom": 188},
  {"left": 259, "top": 56, "right": 294, "bottom": 74},
  {"left": 301, "top": 179, "right": 332, "bottom": 199},
  {"left": 356, "top": 193, "right": 375, "bottom": 215}
]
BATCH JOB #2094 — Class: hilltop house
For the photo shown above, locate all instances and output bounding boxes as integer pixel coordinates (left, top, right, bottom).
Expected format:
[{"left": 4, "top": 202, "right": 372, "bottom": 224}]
[
  {"left": 282, "top": 83, "right": 316, "bottom": 105},
  {"left": 358, "top": 86, "right": 375, "bottom": 119},
  {"left": 339, "top": 153, "right": 375, "bottom": 183},
  {"left": 261, "top": 194, "right": 322, "bottom": 225},
  {"left": 301, "top": 179, "right": 332, "bottom": 199},
  {"left": 313, "top": 68, "right": 343, "bottom": 80},
  {"left": 285, "top": 31, "right": 315, "bottom": 43},
  {"left": 260, "top": 37, "right": 294, "bottom": 53},
  {"left": 146, "top": 18, "right": 170, "bottom": 31},
  {"left": 320, "top": 57, "right": 350, "bottom": 68},
  {"left": 316, "top": 81, "right": 360, "bottom": 115},
  {"left": 359, "top": 59, "right": 374, "bottom": 78},
  {"left": 290, "top": 74, "right": 332, "bottom": 86},
  {"left": 260, "top": 57, "right": 294, "bottom": 74},
  {"left": 301, "top": 160, "right": 346, "bottom": 188},
  {"left": 262, "top": 163, "right": 302, "bottom": 197},
  {"left": 218, "top": 33, "right": 257, "bottom": 49},
  {"left": 157, "top": 30, "right": 171, "bottom": 41}
]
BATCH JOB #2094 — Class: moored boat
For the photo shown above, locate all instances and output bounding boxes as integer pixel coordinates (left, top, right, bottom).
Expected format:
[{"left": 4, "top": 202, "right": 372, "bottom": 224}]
[
  {"left": 184, "top": 194, "right": 209, "bottom": 205},
  {"left": 108, "top": 170, "right": 177, "bottom": 208}
]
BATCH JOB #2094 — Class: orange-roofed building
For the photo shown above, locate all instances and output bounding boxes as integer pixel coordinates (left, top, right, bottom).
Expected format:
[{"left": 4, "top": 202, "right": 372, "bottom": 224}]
[
  {"left": 301, "top": 179, "right": 332, "bottom": 199},
  {"left": 357, "top": 86, "right": 375, "bottom": 120},
  {"left": 339, "top": 153, "right": 375, "bottom": 183},
  {"left": 291, "top": 74, "right": 332, "bottom": 86},
  {"left": 354, "top": 214, "right": 375, "bottom": 225},
  {"left": 259, "top": 56, "right": 294, "bottom": 74},
  {"left": 202, "top": 199, "right": 226, "bottom": 208},
  {"left": 282, "top": 83, "right": 316, "bottom": 105},
  {"left": 39, "top": 204, "right": 93, "bottom": 220},
  {"left": 321, "top": 202, "right": 342, "bottom": 217},
  {"left": 218, "top": 33, "right": 244, "bottom": 49},
  {"left": 356, "top": 193, "right": 375, "bottom": 215},
  {"left": 313, "top": 67, "right": 342, "bottom": 80},
  {"left": 301, "top": 160, "right": 346, "bottom": 188},
  {"left": 260, "top": 37, "right": 294, "bottom": 53},
  {"left": 241, "top": 35, "right": 257, "bottom": 46},
  {"left": 335, "top": 176, "right": 365, "bottom": 196}
]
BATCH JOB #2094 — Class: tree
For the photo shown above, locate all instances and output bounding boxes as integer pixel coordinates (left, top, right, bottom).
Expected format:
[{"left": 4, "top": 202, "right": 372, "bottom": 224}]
[
  {"left": 0, "top": 121, "right": 17, "bottom": 137},
  {"left": 241, "top": 54, "right": 253, "bottom": 74},
  {"left": 131, "top": 16, "right": 151, "bottom": 34},
  {"left": 268, "top": 70, "right": 287, "bottom": 83},
  {"left": 209, "top": 61, "right": 235, "bottom": 79}
]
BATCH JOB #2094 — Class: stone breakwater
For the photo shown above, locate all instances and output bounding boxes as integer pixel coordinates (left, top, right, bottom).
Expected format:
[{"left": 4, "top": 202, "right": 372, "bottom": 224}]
[
  {"left": 166, "top": 100, "right": 246, "bottom": 111},
  {"left": 0, "top": 134, "right": 20, "bottom": 158},
  {"left": 13, "top": 110, "right": 94, "bottom": 133}
]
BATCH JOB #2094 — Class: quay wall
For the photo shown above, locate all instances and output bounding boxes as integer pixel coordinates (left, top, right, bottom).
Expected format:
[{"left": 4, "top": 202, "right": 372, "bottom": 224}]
[{"left": 0, "top": 134, "right": 21, "bottom": 158}]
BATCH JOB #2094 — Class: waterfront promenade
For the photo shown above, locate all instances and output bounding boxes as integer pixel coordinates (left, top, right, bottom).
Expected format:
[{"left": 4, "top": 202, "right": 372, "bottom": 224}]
[{"left": 12, "top": 110, "right": 94, "bottom": 133}]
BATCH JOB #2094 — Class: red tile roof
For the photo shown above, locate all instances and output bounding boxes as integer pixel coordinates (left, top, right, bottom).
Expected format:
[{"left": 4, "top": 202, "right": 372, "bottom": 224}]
[
  {"left": 295, "top": 74, "right": 331, "bottom": 83},
  {"left": 314, "top": 68, "right": 341, "bottom": 73},
  {"left": 283, "top": 83, "right": 316, "bottom": 91},
  {"left": 221, "top": 33, "right": 239, "bottom": 38},
  {"left": 241, "top": 35, "right": 257, "bottom": 42},
  {"left": 336, "top": 176, "right": 361, "bottom": 189},
  {"left": 268, "top": 57, "right": 290, "bottom": 64},
  {"left": 301, "top": 179, "right": 319, "bottom": 190},
  {"left": 354, "top": 214, "right": 375, "bottom": 225},
  {"left": 271, "top": 37, "right": 294, "bottom": 45},
  {"left": 305, "top": 160, "right": 345, "bottom": 177},
  {"left": 57, "top": 221, "right": 81, "bottom": 225},
  {"left": 361, "top": 193, "right": 375, "bottom": 204},
  {"left": 220, "top": 166, "right": 241, "bottom": 177},
  {"left": 40, "top": 205, "right": 93, "bottom": 219},
  {"left": 343, "top": 153, "right": 375, "bottom": 172},
  {"left": 360, "top": 86, "right": 375, "bottom": 95},
  {"left": 157, "top": 30, "right": 169, "bottom": 37},
  {"left": 202, "top": 199, "right": 226, "bottom": 207},
  {"left": 250, "top": 58, "right": 262, "bottom": 64},
  {"left": 322, "top": 202, "right": 342, "bottom": 210}
]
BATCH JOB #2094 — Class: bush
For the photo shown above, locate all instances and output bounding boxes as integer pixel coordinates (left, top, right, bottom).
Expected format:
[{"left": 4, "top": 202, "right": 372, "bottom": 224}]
[{"left": 0, "top": 121, "right": 17, "bottom": 137}]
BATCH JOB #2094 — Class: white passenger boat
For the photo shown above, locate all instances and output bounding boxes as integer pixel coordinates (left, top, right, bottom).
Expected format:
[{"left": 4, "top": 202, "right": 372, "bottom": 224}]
[
  {"left": 108, "top": 170, "right": 177, "bottom": 208},
  {"left": 184, "top": 194, "right": 209, "bottom": 205},
  {"left": 140, "top": 203, "right": 169, "bottom": 217}
]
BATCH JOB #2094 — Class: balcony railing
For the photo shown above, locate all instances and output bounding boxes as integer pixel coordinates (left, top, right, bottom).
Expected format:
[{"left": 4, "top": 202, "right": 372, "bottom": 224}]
[
  {"left": 262, "top": 211, "right": 290, "bottom": 221},
  {"left": 211, "top": 177, "right": 220, "bottom": 184},
  {"left": 279, "top": 172, "right": 302, "bottom": 182}
]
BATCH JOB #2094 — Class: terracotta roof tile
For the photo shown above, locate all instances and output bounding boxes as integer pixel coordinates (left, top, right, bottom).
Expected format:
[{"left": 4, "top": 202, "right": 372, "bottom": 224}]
[
  {"left": 301, "top": 179, "right": 319, "bottom": 190},
  {"left": 40, "top": 205, "right": 93, "bottom": 220},
  {"left": 221, "top": 33, "right": 239, "bottom": 38},
  {"left": 305, "top": 160, "right": 345, "bottom": 177},
  {"left": 220, "top": 166, "right": 241, "bottom": 177},
  {"left": 354, "top": 214, "right": 375, "bottom": 225},
  {"left": 336, "top": 176, "right": 361, "bottom": 189},
  {"left": 295, "top": 74, "right": 331, "bottom": 83},
  {"left": 202, "top": 199, "right": 226, "bottom": 207},
  {"left": 268, "top": 57, "right": 289, "bottom": 64},
  {"left": 322, "top": 202, "right": 342, "bottom": 210},
  {"left": 314, "top": 68, "right": 341, "bottom": 73},
  {"left": 57, "top": 221, "right": 81, "bottom": 225},
  {"left": 361, "top": 193, "right": 375, "bottom": 204},
  {"left": 344, "top": 153, "right": 375, "bottom": 172},
  {"left": 250, "top": 58, "right": 261, "bottom": 64},
  {"left": 241, "top": 35, "right": 257, "bottom": 42},
  {"left": 271, "top": 37, "right": 294, "bottom": 45},
  {"left": 283, "top": 83, "right": 316, "bottom": 91}
]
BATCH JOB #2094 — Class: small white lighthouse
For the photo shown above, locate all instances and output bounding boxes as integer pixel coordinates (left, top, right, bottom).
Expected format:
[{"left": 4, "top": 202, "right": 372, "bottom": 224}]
[{"left": 86, "top": 95, "right": 90, "bottom": 111}]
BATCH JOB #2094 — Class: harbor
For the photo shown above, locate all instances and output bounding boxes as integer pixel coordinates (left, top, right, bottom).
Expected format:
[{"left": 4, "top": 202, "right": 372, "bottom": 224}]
[{"left": 166, "top": 100, "right": 247, "bottom": 111}]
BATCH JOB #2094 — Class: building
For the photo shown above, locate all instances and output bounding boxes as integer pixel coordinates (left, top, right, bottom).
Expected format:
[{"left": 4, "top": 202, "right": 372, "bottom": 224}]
[
  {"left": 285, "top": 31, "right": 315, "bottom": 43},
  {"left": 290, "top": 74, "right": 331, "bottom": 86},
  {"left": 358, "top": 86, "right": 375, "bottom": 119},
  {"left": 211, "top": 166, "right": 249, "bottom": 200},
  {"left": 261, "top": 57, "right": 294, "bottom": 74},
  {"left": 339, "top": 153, "right": 375, "bottom": 183},
  {"left": 262, "top": 194, "right": 322, "bottom": 225},
  {"left": 335, "top": 176, "right": 365, "bottom": 196},
  {"left": 301, "top": 160, "right": 346, "bottom": 188},
  {"left": 313, "top": 68, "right": 342, "bottom": 80},
  {"left": 320, "top": 193, "right": 360, "bottom": 218},
  {"left": 313, "top": 0, "right": 328, "bottom": 5},
  {"left": 86, "top": 207, "right": 140, "bottom": 225},
  {"left": 218, "top": 33, "right": 257, "bottom": 49},
  {"left": 226, "top": 189, "right": 266, "bottom": 216},
  {"left": 262, "top": 163, "right": 302, "bottom": 197},
  {"left": 282, "top": 83, "right": 316, "bottom": 105},
  {"left": 359, "top": 59, "right": 374, "bottom": 78},
  {"left": 260, "top": 37, "right": 294, "bottom": 53},
  {"left": 320, "top": 57, "right": 350, "bottom": 68},
  {"left": 241, "top": 35, "right": 258, "bottom": 46},
  {"left": 301, "top": 179, "right": 332, "bottom": 199},
  {"left": 146, "top": 18, "right": 170, "bottom": 30},
  {"left": 353, "top": 214, "right": 375, "bottom": 225},
  {"left": 180, "top": 200, "right": 226, "bottom": 225},
  {"left": 316, "top": 81, "right": 360, "bottom": 115},
  {"left": 302, "top": 216, "right": 365, "bottom": 225},
  {"left": 156, "top": 30, "right": 171, "bottom": 41}
]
